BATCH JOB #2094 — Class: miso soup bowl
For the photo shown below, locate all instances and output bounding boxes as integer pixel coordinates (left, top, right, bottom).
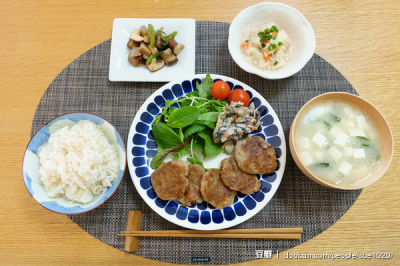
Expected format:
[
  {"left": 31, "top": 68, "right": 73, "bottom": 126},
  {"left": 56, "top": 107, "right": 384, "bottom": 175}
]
[{"left": 289, "top": 92, "right": 394, "bottom": 190}]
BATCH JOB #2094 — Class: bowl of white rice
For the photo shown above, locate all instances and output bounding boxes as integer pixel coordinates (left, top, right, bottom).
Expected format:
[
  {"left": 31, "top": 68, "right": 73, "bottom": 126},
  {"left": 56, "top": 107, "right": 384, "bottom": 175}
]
[{"left": 22, "top": 112, "right": 126, "bottom": 215}]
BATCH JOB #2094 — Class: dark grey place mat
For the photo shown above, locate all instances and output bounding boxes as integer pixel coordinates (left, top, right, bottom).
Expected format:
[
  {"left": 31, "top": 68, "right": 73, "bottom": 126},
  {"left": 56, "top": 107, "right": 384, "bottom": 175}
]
[{"left": 31, "top": 21, "right": 361, "bottom": 265}]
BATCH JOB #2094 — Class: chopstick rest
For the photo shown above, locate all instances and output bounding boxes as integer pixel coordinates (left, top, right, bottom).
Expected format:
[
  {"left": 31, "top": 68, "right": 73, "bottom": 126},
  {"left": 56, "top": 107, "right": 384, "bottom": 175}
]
[{"left": 124, "top": 210, "right": 142, "bottom": 252}]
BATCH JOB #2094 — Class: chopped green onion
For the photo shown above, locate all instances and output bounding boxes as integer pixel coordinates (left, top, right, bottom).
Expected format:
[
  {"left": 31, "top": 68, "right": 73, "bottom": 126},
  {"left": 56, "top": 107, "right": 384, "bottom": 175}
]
[
  {"left": 148, "top": 24, "right": 155, "bottom": 48},
  {"left": 259, "top": 25, "right": 281, "bottom": 45},
  {"left": 274, "top": 51, "right": 276, "bottom": 54},
  {"left": 245, "top": 40, "right": 249, "bottom": 43},
  {"left": 156, "top": 30, "right": 170, "bottom": 46},
  {"left": 314, "top": 162, "right": 330, "bottom": 168},
  {"left": 278, "top": 41, "right": 283, "bottom": 46},
  {"left": 157, "top": 30, "right": 167, "bottom": 37},
  {"left": 331, "top": 115, "right": 341, "bottom": 122},
  {"left": 268, "top": 46, "right": 273, "bottom": 51},
  {"left": 271, "top": 44, "right": 277, "bottom": 49},
  {"left": 258, "top": 48, "right": 263, "bottom": 53},
  {"left": 167, "top": 31, "right": 178, "bottom": 39},
  {"left": 274, "top": 61, "right": 278, "bottom": 66},
  {"left": 146, "top": 51, "right": 163, "bottom": 65},
  {"left": 260, "top": 34, "right": 268, "bottom": 43}
]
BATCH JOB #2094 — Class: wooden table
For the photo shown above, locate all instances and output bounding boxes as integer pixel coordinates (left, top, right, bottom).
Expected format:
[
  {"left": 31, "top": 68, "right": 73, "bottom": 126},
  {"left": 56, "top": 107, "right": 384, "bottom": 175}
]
[{"left": 1, "top": 0, "right": 399, "bottom": 265}]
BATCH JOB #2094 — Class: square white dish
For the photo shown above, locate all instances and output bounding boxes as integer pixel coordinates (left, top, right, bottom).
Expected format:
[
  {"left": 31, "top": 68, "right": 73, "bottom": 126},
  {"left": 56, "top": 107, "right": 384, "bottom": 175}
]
[{"left": 109, "top": 18, "right": 195, "bottom": 82}]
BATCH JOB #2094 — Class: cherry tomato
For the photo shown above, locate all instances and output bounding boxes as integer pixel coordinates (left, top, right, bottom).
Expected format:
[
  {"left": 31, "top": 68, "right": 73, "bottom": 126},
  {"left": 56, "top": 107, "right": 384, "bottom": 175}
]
[
  {"left": 228, "top": 89, "right": 250, "bottom": 107},
  {"left": 211, "top": 81, "right": 231, "bottom": 100}
]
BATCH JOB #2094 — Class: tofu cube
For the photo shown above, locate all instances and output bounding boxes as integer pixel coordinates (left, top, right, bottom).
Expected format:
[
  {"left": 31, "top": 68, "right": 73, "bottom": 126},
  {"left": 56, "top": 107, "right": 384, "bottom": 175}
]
[
  {"left": 315, "top": 151, "right": 324, "bottom": 161},
  {"left": 297, "top": 137, "right": 312, "bottom": 150},
  {"left": 344, "top": 147, "right": 353, "bottom": 157},
  {"left": 353, "top": 148, "right": 366, "bottom": 158},
  {"left": 334, "top": 132, "right": 349, "bottom": 147},
  {"left": 299, "top": 151, "right": 313, "bottom": 166},
  {"left": 329, "top": 125, "right": 342, "bottom": 138},
  {"left": 349, "top": 129, "right": 366, "bottom": 137},
  {"left": 270, "top": 30, "right": 288, "bottom": 46},
  {"left": 338, "top": 161, "right": 353, "bottom": 175},
  {"left": 312, "top": 132, "right": 327, "bottom": 147},
  {"left": 316, "top": 124, "right": 326, "bottom": 133},
  {"left": 356, "top": 115, "right": 368, "bottom": 129},
  {"left": 346, "top": 119, "right": 355, "bottom": 128},
  {"left": 303, "top": 105, "right": 326, "bottom": 123},
  {"left": 343, "top": 108, "right": 354, "bottom": 118},
  {"left": 328, "top": 146, "right": 343, "bottom": 161}
]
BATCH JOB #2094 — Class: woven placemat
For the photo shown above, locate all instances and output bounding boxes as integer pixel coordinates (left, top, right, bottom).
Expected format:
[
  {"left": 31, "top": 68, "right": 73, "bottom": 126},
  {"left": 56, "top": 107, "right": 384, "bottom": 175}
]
[{"left": 31, "top": 21, "right": 362, "bottom": 265}]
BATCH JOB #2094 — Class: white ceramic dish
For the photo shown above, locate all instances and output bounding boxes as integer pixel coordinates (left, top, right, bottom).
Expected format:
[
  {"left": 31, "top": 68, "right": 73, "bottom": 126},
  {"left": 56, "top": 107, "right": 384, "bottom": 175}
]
[
  {"left": 228, "top": 2, "right": 316, "bottom": 80},
  {"left": 109, "top": 18, "right": 195, "bottom": 82},
  {"left": 127, "top": 74, "right": 286, "bottom": 230}
]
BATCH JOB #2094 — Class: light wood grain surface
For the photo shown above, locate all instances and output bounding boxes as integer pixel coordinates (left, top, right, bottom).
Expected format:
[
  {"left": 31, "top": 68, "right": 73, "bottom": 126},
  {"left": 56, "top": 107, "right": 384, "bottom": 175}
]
[{"left": 1, "top": 0, "right": 399, "bottom": 265}]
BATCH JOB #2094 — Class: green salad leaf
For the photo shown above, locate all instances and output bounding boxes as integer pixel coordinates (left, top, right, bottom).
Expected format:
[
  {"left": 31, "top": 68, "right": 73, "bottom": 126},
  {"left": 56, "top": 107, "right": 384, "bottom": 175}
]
[
  {"left": 196, "top": 74, "right": 213, "bottom": 98},
  {"left": 150, "top": 74, "right": 228, "bottom": 169},
  {"left": 195, "top": 120, "right": 216, "bottom": 129},
  {"left": 187, "top": 153, "right": 204, "bottom": 168},
  {"left": 184, "top": 124, "right": 206, "bottom": 140},
  {"left": 198, "top": 112, "right": 220, "bottom": 122},
  {"left": 150, "top": 150, "right": 169, "bottom": 169},
  {"left": 166, "top": 106, "right": 200, "bottom": 128},
  {"left": 197, "top": 128, "right": 223, "bottom": 157},
  {"left": 150, "top": 134, "right": 193, "bottom": 168},
  {"left": 152, "top": 122, "right": 183, "bottom": 149}
]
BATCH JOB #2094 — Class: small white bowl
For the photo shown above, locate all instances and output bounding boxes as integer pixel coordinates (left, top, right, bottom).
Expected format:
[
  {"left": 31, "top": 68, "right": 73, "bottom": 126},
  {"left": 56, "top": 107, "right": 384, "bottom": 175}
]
[{"left": 228, "top": 2, "right": 316, "bottom": 80}]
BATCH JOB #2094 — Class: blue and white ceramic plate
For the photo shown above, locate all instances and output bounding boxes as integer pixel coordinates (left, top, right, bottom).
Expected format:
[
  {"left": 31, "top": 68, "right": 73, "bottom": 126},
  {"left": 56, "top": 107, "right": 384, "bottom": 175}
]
[
  {"left": 22, "top": 112, "right": 126, "bottom": 215},
  {"left": 127, "top": 74, "right": 286, "bottom": 230}
]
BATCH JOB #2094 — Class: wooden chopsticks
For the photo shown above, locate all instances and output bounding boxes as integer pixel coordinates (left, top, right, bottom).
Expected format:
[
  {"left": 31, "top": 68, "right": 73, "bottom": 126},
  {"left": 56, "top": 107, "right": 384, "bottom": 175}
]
[
  {"left": 122, "top": 211, "right": 302, "bottom": 252},
  {"left": 120, "top": 228, "right": 302, "bottom": 240}
]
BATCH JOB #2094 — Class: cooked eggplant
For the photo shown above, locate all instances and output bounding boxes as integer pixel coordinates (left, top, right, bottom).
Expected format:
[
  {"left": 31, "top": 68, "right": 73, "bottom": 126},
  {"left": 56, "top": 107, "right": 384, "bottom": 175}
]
[
  {"left": 160, "top": 48, "right": 178, "bottom": 66},
  {"left": 127, "top": 25, "right": 184, "bottom": 72}
]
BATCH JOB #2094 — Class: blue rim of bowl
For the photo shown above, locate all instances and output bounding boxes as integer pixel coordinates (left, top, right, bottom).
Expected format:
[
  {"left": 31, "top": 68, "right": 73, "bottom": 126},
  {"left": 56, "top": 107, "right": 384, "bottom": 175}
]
[
  {"left": 228, "top": 2, "right": 316, "bottom": 80},
  {"left": 22, "top": 112, "right": 127, "bottom": 215}
]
